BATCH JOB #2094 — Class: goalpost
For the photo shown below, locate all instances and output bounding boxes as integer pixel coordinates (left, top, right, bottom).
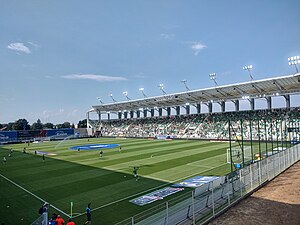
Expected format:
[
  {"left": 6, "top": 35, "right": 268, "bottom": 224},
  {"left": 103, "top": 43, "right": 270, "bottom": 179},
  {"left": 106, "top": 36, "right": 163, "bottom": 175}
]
[{"left": 226, "top": 146, "right": 253, "bottom": 166}]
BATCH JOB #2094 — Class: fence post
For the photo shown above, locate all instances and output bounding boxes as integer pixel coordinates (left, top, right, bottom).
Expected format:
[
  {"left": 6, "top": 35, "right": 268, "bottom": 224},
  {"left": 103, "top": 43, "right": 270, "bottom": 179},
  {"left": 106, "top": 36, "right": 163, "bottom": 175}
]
[
  {"left": 211, "top": 181, "right": 215, "bottom": 217},
  {"left": 267, "top": 157, "right": 270, "bottom": 180},
  {"left": 227, "top": 192, "right": 230, "bottom": 206},
  {"left": 239, "top": 169, "right": 242, "bottom": 197},
  {"left": 258, "top": 161, "right": 262, "bottom": 184},
  {"left": 278, "top": 153, "right": 281, "bottom": 175},
  {"left": 166, "top": 201, "right": 169, "bottom": 225},
  {"left": 131, "top": 216, "right": 134, "bottom": 225},
  {"left": 283, "top": 150, "right": 286, "bottom": 170},
  {"left": 192, "top": 190, "right": 195, "bottom": 225},
  {"left": 250, "top": 164, "right": 253, "bottom": 190}
]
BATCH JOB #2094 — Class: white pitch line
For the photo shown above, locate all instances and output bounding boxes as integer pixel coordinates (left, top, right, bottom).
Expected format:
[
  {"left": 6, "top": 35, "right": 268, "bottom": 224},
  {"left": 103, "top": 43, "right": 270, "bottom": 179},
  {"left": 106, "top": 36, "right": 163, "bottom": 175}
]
[
  {"left": 0, "top": 173, "right": 69, "bottom": 218},
  {"left": 72, "top": 162, "right": 228, "bottom": 218}
]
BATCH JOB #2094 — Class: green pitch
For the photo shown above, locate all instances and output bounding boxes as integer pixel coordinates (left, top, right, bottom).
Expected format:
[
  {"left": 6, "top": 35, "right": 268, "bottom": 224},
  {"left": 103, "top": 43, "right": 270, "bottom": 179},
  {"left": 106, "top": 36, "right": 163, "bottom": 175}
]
[{"left": 0, "top": 138, "right": 241, "bottom": 224}]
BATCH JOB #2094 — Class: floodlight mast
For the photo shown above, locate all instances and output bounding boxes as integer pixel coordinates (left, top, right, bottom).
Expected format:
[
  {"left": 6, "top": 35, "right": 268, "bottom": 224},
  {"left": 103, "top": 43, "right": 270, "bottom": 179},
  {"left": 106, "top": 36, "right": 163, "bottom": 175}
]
[
  {"left": 209, "top": 73, "right": 218, "bottom": 86},
  {"left": 180, "top": 79, "right": 190, "bottom": 91},
  {"left": 123, "top": 91, "right": 131, "bottom": 100},
  {"left": 158, "top": 83, "right": 167, "bottom": 95},
  {"left": 139, "top": 88, "right": 147, "bottom": 98},
  {"left": 243, "top": 65, "right": 254, "bottom": 80},
  {"left": 97, "top": 97, "right": 104, "bottom": 104},
  {"left": 288, "top": 56, "right": 300, "bottom": 73},
  {"left": 109, "top": 93, "right": 117, "bottom": 103}
]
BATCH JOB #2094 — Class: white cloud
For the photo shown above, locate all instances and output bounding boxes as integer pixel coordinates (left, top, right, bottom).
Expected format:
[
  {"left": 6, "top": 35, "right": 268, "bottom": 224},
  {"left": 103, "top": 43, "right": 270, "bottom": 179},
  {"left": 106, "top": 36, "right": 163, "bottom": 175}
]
[
  {"left": 189, "top": 41, "right": 207, "bottom": 56},
  {"left": 134, "top": 73, "right": 147, "bottom": 79},
  {"left": 61, "top": 74, "right": 127, "bottom": 82},
  {"left": 7, "top": 42, "right": 31, "bottom": 54},
  {"left": 27, "top": 41, "right": 40, "bottom": 49},
  {"left": 160, "top": 33, "right": 175, "bottom": 40}
]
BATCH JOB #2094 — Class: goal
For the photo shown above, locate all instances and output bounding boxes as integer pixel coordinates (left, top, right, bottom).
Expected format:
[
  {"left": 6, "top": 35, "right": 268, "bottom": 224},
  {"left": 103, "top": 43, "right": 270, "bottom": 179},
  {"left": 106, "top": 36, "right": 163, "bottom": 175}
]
[{"left": 226, "top": 146, "right": 253, "bottom": 164}]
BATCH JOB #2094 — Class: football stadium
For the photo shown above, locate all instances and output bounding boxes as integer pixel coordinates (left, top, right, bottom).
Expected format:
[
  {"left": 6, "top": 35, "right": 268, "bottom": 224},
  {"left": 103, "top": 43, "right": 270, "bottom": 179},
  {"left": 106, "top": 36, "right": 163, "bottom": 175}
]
[{"left": 0, "top": 73, "right": 300, "bottom": 224}]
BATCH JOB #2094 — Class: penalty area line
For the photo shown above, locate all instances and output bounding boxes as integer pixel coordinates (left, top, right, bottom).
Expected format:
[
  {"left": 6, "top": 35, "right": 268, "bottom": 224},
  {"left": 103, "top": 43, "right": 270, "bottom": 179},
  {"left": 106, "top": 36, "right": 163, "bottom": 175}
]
[{"left": 0, "top": 173, "right": 69, "bottom": 218}]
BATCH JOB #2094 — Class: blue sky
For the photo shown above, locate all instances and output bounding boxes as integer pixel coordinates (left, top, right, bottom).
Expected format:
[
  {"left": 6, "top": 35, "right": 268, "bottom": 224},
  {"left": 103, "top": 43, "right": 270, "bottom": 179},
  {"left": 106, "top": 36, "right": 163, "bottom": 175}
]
[{"left": 0, "top": 0, "right": 299, "bottom": 124}]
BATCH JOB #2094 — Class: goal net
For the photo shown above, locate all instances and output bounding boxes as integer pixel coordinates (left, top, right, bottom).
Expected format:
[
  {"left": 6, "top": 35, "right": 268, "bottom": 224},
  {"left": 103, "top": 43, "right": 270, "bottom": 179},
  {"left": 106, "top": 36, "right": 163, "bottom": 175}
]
[{"left": 226, "top": 146, "right": 252, "bottom": 164}]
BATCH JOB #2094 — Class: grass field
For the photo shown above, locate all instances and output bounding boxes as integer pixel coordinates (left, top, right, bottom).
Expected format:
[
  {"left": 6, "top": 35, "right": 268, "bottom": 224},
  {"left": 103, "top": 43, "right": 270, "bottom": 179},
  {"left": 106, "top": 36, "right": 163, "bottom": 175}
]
[{"left": 0, "top": 137, "right": 270, "bottom": 224}]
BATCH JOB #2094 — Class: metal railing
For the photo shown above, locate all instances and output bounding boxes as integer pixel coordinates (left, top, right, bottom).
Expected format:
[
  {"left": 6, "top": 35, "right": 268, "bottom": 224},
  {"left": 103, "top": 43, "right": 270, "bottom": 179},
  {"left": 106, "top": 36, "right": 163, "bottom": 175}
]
[{"left": 116, "top": 143, "right": 300, "bottom": 225}]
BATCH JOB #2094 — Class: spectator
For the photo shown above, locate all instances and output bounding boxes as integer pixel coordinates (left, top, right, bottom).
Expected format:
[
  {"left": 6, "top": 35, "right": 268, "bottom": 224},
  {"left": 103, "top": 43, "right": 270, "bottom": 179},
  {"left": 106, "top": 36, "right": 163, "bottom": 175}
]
[
  {"left": 56, "top": 215, "right": 64, "bottom": 225},
  {"left": 66, "top": 218, "right": 75, "bottom": 225}
]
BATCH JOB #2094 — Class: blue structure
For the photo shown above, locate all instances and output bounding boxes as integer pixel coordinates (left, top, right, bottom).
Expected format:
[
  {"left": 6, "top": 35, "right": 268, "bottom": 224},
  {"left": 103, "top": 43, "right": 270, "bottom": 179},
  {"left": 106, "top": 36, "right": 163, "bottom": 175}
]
[
  {"left": 0, "top": 131, "right": 18, "bottom": 143},
  {"left": 70, "top": 143, "right": 119, "bottom": 150}
]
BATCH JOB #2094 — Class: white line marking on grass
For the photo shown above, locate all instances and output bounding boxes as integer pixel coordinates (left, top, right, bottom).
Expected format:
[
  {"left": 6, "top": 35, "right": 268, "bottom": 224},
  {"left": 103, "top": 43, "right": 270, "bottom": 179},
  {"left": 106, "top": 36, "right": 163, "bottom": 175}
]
[
  {"left": 72, "top": 162, "right": 229, "bottom": 218},
  {"left": 0, "top": 173, "right": 69, "bottom": 218},
  {"left": 186, "top": 163, "right": 213, "bottom": 168}
]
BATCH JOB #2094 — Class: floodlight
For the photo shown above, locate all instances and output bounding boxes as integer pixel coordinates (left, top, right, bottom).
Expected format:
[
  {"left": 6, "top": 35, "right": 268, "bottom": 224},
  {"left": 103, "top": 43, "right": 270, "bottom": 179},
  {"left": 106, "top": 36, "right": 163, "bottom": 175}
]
[
  {"left": 243, "top": 65, "right": 254, "bottom": 80},
  {"left": 123, "top": 91, "right": 130, "bottom": 100},
  {"left": 158, "top": 84, "right": 167, "bottom": 94},
  {"left": 109, "top": 93, "right": 117, "bottom": 102},
  {"left": 97, "top": 97, "right": 104, "bottom": 104},
  {"left": 180, "top": 79, "right": 190, "bottom": 91},
  {"left": 139, "top": 87, "right": 147, "bottom": 98},
  {"left": 209, "top": 73, "right": 218, "bottom": 86},
  {"left": 288, "top": 55, "right": 299, "bottom": 73}
]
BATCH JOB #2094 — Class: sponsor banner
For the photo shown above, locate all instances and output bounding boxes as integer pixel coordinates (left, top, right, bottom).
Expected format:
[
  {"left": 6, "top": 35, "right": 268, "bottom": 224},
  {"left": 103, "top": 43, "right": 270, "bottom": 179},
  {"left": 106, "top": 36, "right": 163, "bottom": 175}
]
[
  {"left": 18, "top": 130, "right": 41, "bottom": 138},
  {"left": 156, "top": 135, "right": 176, "bottom": 140},
  {"left": 0, "top": 131, "right": 18, "bottom": 143},
  {"left": 45, "top": 129, "right": 74, "bottom": 139},
  {"left": 130, "top": 187, "right": 184, "bottom": 206},
  {"left": 173, "top": 176, "right": 219, "bottom": 188}
]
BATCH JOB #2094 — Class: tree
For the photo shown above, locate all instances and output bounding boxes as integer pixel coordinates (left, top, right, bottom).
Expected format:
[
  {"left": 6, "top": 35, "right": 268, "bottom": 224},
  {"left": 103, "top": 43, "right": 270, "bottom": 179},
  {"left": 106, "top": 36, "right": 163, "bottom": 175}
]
[
  {"left": 43, "top": 123, "right": 54, "bottom": 129},
  {"left": 31, "top": 119, "right": 43, "bottom": 130},
  {"left": 7, "top": 123, "right": 14, "bottom": 130},
  {"left": 56, "top": 122, "right": 71, "bottom": 129},
  {"left": 12, "top": 119, "right": 30, "bottom": 130},
  {"left": 77, "top": 119, "right": 87, "bottom": 128}
]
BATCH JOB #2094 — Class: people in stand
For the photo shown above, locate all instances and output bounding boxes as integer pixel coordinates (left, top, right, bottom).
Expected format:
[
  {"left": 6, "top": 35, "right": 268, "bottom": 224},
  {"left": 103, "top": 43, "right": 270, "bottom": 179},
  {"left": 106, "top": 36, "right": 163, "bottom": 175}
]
[{"left": 84, "top": 203, "right": 91, "bottom": 225}]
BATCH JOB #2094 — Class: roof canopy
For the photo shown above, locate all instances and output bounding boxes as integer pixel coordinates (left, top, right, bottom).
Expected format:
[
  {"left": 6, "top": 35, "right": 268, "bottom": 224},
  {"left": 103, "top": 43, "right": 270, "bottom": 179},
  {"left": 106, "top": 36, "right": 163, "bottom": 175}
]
[{"left": 92, "top": 73, "right": 300, "bottom": 113}]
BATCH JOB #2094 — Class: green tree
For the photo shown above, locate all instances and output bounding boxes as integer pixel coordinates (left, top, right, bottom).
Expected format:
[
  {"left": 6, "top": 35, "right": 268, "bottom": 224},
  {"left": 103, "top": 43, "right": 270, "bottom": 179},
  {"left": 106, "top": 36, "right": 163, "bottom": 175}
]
[
  {"left": 12, "top": 119, "right": 30, "bottom": 130},
  {"left": 6, "top": 123, "right": 14, "bottom": 130},
  {"left": 77, "top": 119, "right": 87, "bottom": 128},
  {"left": 43, "top": 123, "right": 54, "bottom": 129},
  {"left": 31, "top": 119, "right": 43, "bottom": 130},
  {"left": 56, "top": 122, "right": 71, "bottom": 129}
]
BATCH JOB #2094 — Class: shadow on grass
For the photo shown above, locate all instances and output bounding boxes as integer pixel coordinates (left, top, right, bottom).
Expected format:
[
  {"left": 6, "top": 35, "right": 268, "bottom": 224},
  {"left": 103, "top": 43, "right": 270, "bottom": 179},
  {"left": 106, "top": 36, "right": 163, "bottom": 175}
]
[{"left": 0, "top": 146, "right": 183, "bottom": 225}]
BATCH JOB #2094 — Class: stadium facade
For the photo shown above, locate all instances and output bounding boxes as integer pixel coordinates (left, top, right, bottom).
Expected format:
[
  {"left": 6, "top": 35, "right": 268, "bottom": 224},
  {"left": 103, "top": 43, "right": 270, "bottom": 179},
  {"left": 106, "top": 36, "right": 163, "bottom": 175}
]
[{"left": 87, "top": 73, "right": 300, "bottom": 129}]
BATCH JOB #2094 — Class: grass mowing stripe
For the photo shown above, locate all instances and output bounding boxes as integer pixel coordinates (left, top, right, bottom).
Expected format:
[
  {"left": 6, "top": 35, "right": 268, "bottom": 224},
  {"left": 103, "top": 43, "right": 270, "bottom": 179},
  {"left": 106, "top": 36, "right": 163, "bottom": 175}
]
[
  {"left": 106, "top": 143, "right": 228, "bottom": 172},
  {"left": 75, "top": 162, "right": 229, "bottom": 219},
  {"left": 0, "top": 173, "right": 69, "bottom": 218}
]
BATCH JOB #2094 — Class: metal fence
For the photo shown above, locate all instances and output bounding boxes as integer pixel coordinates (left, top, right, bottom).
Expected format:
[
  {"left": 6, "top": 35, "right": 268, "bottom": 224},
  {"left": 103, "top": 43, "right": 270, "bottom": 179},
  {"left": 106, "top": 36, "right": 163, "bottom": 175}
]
[
  {"left": 116, "top": 143, "right": 300, "bottom": 225},
  {"left": 30, "top": 212, "right": 48, "bottom": 225}
]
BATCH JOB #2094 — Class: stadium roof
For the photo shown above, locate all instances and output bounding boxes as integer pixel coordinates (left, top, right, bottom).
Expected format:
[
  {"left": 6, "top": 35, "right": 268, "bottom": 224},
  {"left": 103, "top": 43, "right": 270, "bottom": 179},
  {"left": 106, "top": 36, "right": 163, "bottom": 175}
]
[{"left": 91, "top": 73, "right": 300, "bottom": 113}]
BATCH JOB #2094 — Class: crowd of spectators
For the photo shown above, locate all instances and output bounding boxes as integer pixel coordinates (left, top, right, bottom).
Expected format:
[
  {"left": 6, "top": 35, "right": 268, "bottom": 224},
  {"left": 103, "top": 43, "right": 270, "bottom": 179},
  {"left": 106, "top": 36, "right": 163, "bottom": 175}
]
[{"left": 98, "top": 108, "right": 300, "bottom": 141}]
